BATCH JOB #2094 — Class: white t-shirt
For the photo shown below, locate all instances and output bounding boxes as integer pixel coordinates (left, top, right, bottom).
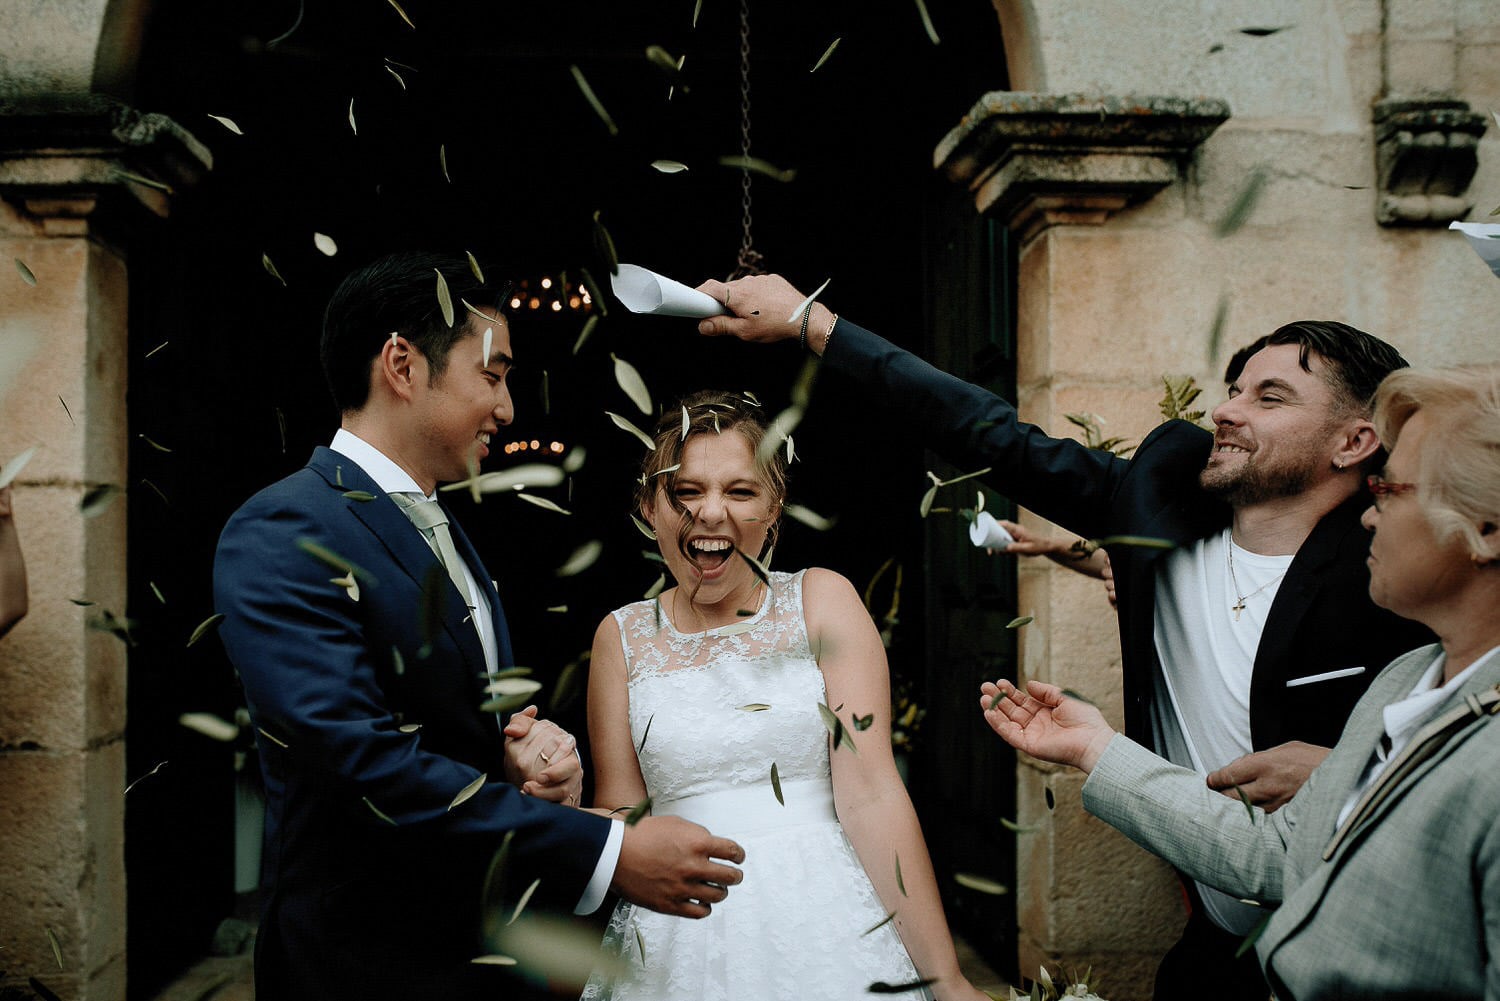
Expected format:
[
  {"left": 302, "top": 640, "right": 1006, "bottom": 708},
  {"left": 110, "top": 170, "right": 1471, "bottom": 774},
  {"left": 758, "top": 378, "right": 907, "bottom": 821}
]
[{"left": 1153, "top": 527, "right": 1293, "bottom": 935}]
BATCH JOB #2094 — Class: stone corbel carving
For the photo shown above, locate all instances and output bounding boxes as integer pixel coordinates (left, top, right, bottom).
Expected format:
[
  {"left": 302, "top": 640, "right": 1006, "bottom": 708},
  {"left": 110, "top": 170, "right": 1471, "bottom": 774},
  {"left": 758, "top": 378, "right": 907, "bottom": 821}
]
[
  {"left": 1372, "top": 98, "right": 1487, "bottom": 226},
  {"left": 0, "top": 94, "right": 210, "bottom": 234},
  {"left": 934, "top": 93, "right": 1230, "bottom": 242}
]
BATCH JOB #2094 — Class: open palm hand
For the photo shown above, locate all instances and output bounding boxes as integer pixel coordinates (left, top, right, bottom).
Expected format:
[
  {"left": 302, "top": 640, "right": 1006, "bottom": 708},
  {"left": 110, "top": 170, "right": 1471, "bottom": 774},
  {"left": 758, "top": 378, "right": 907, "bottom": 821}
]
[{"left": 979, "top": 679, "right": 1116, "bottom": 773}]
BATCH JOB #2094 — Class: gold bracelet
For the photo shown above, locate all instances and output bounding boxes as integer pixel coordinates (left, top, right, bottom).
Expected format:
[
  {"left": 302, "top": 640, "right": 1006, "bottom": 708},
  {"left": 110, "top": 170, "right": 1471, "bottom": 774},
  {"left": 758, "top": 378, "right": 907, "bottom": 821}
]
[{"left": 820, "top": 313, "right": 838, "bottom": 353}]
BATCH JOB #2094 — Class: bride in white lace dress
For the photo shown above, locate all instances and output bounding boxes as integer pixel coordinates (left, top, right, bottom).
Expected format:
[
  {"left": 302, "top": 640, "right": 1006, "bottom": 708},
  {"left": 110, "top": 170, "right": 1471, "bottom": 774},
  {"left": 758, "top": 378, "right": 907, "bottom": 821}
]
[{"left": 582, "top": 392, "right": 988, "bottom": 1001}]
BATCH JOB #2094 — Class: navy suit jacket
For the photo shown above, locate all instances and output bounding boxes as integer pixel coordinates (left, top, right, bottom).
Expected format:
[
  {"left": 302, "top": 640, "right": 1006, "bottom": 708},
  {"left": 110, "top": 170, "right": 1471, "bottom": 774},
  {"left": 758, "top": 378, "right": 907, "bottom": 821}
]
[
  {"left": 827, "top": 320, "right": 1432, "bottom": 750},
  {"left": 214, "top": 446, "right": 609, "bottom": 1000}
]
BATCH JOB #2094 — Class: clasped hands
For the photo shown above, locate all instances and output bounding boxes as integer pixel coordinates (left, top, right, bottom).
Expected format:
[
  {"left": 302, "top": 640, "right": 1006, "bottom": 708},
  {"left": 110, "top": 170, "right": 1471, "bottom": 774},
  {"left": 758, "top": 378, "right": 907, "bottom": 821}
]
[
  {"left": 979, "top": 679, "right": 1326, "bottom": 811},
  {"left": 502, "top": 705, "right": 583, "bottom": 805}
]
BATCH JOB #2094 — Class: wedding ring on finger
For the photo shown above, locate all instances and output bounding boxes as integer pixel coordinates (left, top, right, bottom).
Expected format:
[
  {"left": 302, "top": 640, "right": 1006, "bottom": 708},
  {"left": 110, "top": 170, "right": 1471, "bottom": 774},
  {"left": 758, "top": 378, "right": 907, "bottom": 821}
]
[{"left": 538, "top": 749, "right": 552, "bottom": 765}]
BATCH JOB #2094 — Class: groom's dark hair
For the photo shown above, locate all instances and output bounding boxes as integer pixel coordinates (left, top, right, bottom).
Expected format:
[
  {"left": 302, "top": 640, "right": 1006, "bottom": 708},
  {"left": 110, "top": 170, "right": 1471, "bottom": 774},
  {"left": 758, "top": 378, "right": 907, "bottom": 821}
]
[{"left": 321, "top": 251, "right": 508, "bottom": 413}]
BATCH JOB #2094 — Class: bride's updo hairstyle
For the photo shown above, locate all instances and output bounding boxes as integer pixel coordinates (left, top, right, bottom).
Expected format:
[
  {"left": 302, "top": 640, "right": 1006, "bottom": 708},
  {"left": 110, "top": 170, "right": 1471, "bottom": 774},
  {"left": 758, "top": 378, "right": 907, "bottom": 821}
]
[{"left": 634, "top": 390, "right": 789, "bottom": 566}]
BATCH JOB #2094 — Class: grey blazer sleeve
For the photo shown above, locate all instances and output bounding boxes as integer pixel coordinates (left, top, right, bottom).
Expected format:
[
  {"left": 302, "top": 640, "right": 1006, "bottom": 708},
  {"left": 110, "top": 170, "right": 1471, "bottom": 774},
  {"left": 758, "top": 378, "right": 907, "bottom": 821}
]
[{"left": 1082, "top": 734, "right": 1296, "bottom": 904}]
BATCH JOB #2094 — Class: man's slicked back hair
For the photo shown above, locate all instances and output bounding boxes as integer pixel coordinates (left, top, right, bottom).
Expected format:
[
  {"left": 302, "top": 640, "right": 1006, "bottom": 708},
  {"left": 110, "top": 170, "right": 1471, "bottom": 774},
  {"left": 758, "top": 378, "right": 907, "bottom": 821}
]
[
  {"left": 321, "top": 251, "right": 507, "bottom": 413},
  {"left": 1224, "top": 320, "right": 1410, "bottom": 416}
]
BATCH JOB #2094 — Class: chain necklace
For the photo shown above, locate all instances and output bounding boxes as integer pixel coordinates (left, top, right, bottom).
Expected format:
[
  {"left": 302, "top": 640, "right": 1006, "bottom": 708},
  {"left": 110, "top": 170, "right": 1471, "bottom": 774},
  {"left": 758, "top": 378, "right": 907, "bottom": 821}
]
[
  {"left": 1226, "top": 536, "right": 1287, "bottom": 620},
  {"left": 728, "top": 0, "right": 765, "bottom": 280}
]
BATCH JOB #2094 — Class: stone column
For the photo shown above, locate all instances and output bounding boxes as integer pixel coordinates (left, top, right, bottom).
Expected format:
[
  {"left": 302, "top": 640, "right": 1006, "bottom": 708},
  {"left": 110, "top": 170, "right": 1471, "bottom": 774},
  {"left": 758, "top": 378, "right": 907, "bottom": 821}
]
[
  {"left": 0, "top": 96, "right": 209, "bottom": 1001},
  {"left": 935, "top": 93, "right": 1228, "bottom": 999}
]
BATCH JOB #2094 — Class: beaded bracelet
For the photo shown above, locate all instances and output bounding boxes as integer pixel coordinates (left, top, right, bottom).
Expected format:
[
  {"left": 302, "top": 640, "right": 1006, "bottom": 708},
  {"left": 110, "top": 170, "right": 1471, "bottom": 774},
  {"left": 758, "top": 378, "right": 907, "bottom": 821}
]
[{"left": 798, "top": 305, "right": 812, "bottom": 351}]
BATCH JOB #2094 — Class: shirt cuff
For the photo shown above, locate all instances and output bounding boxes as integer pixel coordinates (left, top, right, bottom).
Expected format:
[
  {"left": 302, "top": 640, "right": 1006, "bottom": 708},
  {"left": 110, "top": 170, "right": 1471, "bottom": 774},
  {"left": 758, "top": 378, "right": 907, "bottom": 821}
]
[{"left": 574, "top": 818, "right": 624, "bottom": 915}]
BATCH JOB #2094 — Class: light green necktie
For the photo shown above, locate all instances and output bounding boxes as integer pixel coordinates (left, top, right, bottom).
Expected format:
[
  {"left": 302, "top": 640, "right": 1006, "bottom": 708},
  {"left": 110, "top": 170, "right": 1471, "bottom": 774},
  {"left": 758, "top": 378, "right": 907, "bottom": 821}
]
[{"left": 390, "top": 493, "right": 476, "bottom": 611}]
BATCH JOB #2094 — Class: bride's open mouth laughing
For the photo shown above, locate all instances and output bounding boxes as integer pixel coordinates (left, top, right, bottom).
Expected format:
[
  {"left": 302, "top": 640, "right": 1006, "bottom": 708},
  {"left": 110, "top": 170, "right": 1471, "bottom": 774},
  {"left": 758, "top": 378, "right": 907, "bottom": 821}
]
[{"left": 685, "top": 536, "right": 734, "bottom": 575}]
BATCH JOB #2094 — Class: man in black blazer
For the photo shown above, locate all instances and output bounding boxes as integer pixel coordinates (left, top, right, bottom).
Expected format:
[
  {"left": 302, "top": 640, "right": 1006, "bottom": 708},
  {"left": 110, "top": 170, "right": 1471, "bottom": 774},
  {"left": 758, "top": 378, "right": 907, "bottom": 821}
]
[
  {"left": 695, "top": 274, "right": 1431, "bottom": 1001},
  {"left": 215, "top": 252, "right": 744, "bottom": 1001}
]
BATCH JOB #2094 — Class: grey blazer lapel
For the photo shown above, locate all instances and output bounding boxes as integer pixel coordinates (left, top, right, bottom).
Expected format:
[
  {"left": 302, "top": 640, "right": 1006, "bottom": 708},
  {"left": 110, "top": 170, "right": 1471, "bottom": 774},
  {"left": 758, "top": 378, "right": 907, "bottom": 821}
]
[{"left": 1323, "top": 673, "right": 1500, "bottom": 861}]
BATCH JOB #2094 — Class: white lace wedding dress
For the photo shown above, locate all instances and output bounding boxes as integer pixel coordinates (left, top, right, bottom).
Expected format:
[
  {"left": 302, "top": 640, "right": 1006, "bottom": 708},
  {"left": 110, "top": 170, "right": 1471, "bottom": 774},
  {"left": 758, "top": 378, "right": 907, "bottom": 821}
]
[{"left": 581, "top": 569, "right": 929, "bottom": 1000}]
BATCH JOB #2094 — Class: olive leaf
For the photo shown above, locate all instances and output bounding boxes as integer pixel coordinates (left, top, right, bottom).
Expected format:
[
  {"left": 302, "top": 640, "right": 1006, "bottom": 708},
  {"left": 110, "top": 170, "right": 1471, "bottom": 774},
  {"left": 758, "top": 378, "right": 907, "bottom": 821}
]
[
  {"left": 516, "top": 493, "right": 571, "bottom": 516},
  {"left": 435, "top": 269, "right": 455, "bottom": 327},
  {"left": 851, "top": 712, "right": 874, "bottom": 731},
  {"left": 862, "top": 911, "right": 896, "bottom": 936},
  {"left": 186, "top": 613, "right": 226, "bottom": 647},
  {"left": 1234, "top": 913, "right": 1272, "bottom": 958},
  {"left": 571, "top": 65, "right": 618, "bottom": 136},
  {"left": 913, "top": 0, "right": 940, "bottom": 43},
  {"left": 555, "top": 540, "right": 603, "bottom": 578},
  {"left": 734, "top": 546, "right": 771, "bottom": 586},
  {"left": 123, "top": 759, "right": 169, "bottom": 795},
  {"left": 341, "top": 490, "right": 376, "bottom": 502},
  {"left": 623, "top": 796, "right": 651, "bottom": 825},
  {"left": 440, "top": 144, "right": 451, "bottom": 183},
  {"left": 385, "top": 65, "right": 407, "bottom": 89},
  {"left": 261, "top": 252, "right": 287, "bottom": 287},
  {"left": 755, "top": 405, "right": 803, "bottom": 464},
  {"left": 0, "top": 446, "right": 38, "bottom": 489},
  {"left": 651, "top": 159, "right": 689, "bottom": 173},
  {"left": 1093, "top": 535, "right": 1175, "bottom": 551},
  {"left": 81, "top": 483, "right": 122, "bottom": 518},
  {"left": 448, "top": 773, "right": 487, "bottom": 811},
  {"left": 470, "top": 955, "right": 517, "bottom": 966},
  {"left": 256, "top": 723, "right": 288, "bottom": 747},
  {"left": 1207, "top": 292, "right": 1231, "bottom": 366},
  {"left": 632, "top": 514, "right": 657, "bottom": 541},
  {"left": 635, "top": 925, "right": 646, "bottom": 964},
  {"left": 811, "top": 37, "right": 841, "bottom": 72},
  {"left": 391, "top": 647, "right": 406, "bottom": 676},
  {"left": 296, "top": 538, "right": 374, "bottom": 585},
  {"left": 578, "top": 267, "right": 608, "bottom": 316},
  {"left": 738, "top": 703, "right": 771, "bottom": 712},
  {"left": 385, "top": 0, "right": 415, "bottom": 29},
  {"left": 1215, "top": 167, "right": 1268, "bottom": 238},
  {"left": 347, "top": 97, "right": 357, "bottom": 135},
  {"left": 313, "top": 232, "right": 337, "bottom": 257},
  {"left": 1060, "top": 688, "right": 1098, "bottom": 708},
  {"left": 179, "top": 712, "right": 238, "bottom": 742},
  {"left": 549, "top": 651, "right": 589, "bottom": 714},
  {"left": 1232, "top": 783, "right": 1257, "bottom": 823},
  {"left": 611, "top": 353, "right": 653, "bottom": 415},
  {"left": 770, "top": 762, "right": 784, "bottom": 804},
  {"left": 716, "top": 155, "right": 796, "bottom": 183},
  {"left": 1239, "top": 25, "right": 1291, "bottom": 36},
  {"left": 607, "top": 411, "right": 657, "bottom": 450},
  {"left": 507, "top": 878, "right": 541, "bottom": 925},
  {"left": 114, "top": 168, "right": 173, "bottom": 193},
  {"left": 643, "top": 573, "right": 666, "bottom": 599},
  {"left": 46, "top": 926, "right": 63, "bottom": 970},
  {"left": 894, "top": 850, "right": 906, "bottom": 896},
  {"left": 573, "top": 314, "right": 600, "bottom": 355},
  {"left": 466, "top": 251, "right": 485, "bottom": 283},
  {"left": 784, "top": 503, "right": 834, "bottom": 531},
  {"left": 644, "top": 44, "right": 680, "bottom": 75},
  {"left": 817, "top": 701, "right": 858, "bottom": 754},
  {"left": 953, "top": 872, "right": 1009, "bottom": 895},
  {"left": 206, "top": 113, "right": 244, "bottom": 135},
  {"left": 330, "top": 571, "right": 359, "bottom": 602},
  {"left": 592, "top": 210, "right": 620, "bottom": 274},
  {"left": 14, "top": 258, "right": 37, "bottom": 286},
  {"left": 999, "top": 817, "right": 1038, "bottom": 834},
  {"left": 692, "top": 0, "right": 703, "bottom": 27},
  {"left": 784, "top": 277, "right": 832, "bottom": 324},
  {"left": 1006, "top": 615, "right": 1033, "bottom": 630},
  {"left": 441, "top": 463, "right": 565, "bottom": 496}
]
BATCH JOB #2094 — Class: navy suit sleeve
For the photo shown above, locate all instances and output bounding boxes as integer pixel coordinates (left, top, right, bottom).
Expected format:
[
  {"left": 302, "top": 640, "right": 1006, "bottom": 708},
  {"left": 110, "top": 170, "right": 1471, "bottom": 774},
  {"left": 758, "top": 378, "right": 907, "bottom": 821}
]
[
  {"left": 214, "top": 487, "right": 608, "bottom": 907},
  {"left": 826, "top": 319, "right": 1130, "bottom": 540}
]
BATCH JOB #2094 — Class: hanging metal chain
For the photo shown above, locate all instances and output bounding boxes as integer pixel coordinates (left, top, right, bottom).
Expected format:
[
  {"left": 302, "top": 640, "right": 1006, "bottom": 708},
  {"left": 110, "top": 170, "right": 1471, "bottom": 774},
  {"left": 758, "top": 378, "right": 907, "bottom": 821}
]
[{"left": 730, "top": 0, "right": 764, "bottom": 278}]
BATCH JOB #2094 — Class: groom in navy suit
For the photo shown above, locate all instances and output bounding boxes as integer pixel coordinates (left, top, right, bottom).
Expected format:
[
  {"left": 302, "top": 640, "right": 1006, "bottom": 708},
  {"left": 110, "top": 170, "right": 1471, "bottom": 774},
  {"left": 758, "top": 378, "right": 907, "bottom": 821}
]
[{"left": 214, "top": 252, "right": 744, "bottom": 1000}]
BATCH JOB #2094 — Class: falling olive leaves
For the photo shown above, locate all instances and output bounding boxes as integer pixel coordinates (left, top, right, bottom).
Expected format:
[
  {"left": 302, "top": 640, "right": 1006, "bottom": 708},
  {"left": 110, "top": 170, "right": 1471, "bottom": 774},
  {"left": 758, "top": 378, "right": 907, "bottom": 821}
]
[
  {"left": 611, "top": 354, "right": 653, "bottom": 415},
  {"left": 607, "top": 411, "right": 657, "bottom": 451},
  {"left": 572, "top": 66, "right": 619, "bottom": 137},
  {"left": 770, "top": 761, "right": 784, "bottom": 804},
  {"left": 811, "top": 37, "right": 842, "bottom": 73},
  {"left": 448, "top": 773, "right": 488, "bottom": 812},
  {"left": 186, "top": 613, "right": 226, "bottom": 648},
  {"left": 435, "top": 269, "right": 455, "bottom": 327}
]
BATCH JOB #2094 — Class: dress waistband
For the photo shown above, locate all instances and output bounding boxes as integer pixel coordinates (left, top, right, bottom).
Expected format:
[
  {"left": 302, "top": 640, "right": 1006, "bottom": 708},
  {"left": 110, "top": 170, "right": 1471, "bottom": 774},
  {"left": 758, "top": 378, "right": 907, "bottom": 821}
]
[{"left": 655, "top": 779, "right": 836, "bottom": 836}]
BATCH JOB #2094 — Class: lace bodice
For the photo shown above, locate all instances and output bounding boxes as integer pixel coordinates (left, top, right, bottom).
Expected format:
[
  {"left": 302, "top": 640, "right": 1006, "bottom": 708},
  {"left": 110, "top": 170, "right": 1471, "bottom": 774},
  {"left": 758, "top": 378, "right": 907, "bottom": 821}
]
[{"left": 612, "top": 570, "right": 831, "bottom": 806}]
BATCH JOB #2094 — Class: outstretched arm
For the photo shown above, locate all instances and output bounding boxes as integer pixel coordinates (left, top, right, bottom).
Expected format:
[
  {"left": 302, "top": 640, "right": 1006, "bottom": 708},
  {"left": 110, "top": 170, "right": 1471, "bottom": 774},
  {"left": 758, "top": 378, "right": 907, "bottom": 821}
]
[
  {"left": 694, "top": 274, "right": 1128, "bottom": 542},
  {"left": 810, "top": 570, "right": 988, "bottom": 1001}
]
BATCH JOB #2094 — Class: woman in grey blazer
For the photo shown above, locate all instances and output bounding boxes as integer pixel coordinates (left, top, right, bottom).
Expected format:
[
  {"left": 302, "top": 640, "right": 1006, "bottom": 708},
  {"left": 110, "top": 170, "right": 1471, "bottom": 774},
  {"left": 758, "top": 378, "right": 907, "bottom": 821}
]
[{"left": 981, "top": 364, "right": 1500, "bottom": 1001}]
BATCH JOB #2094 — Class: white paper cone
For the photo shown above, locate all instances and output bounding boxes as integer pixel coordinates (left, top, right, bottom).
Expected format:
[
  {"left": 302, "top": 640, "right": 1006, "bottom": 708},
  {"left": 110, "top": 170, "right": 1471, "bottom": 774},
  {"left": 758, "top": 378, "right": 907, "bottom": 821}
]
[
  {"left": 969, "top": 511, "right": 1015, "bottom": 549},
  {"left": 1449, "top": 221, "right": 1500, "bottom": 277},
  {"left": 610, "top": 264, "right": 731, "bottom": 318}
]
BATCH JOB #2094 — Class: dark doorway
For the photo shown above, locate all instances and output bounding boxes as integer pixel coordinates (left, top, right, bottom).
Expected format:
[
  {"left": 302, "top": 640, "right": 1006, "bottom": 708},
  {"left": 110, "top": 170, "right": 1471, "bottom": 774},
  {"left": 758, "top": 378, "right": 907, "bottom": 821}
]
[{"left": 125, "top": 2, "right": 1010, "bottom": 994}]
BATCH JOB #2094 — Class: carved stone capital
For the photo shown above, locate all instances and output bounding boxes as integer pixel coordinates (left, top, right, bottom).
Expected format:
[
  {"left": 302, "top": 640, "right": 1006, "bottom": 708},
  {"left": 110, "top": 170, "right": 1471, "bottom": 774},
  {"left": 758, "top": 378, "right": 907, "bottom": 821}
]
[
  {"left": 0, "top": 94, "right": 211, "bottom": 233},
  {"left": 1372, "top": 98, "right": 1488, "bottom": 226},
  {"left": 935, "top": 93, "right": 1230, "bottom": 241}
]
